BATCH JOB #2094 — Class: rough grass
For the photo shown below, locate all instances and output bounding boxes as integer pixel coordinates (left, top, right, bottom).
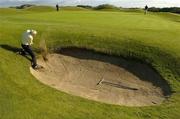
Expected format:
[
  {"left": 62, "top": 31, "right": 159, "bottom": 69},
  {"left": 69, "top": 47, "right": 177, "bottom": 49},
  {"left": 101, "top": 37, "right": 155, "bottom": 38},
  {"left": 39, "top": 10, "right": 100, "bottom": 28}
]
[{"left": 0, "top": 7, "right": 180, "bottom": 119}]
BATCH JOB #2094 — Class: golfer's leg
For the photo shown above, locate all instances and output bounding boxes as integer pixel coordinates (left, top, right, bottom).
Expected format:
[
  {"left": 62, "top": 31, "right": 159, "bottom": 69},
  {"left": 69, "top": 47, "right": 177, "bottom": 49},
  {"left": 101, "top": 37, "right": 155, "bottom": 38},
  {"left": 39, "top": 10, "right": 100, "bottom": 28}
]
[
  {"left": 29, "top": 46, "right": 37, "bottom": 67},
  {"left": 25, "top": 46, "right": 37, "bottom": 67},
  {"left": 21, "top": 45, "right": 27, "bottom": 55}
]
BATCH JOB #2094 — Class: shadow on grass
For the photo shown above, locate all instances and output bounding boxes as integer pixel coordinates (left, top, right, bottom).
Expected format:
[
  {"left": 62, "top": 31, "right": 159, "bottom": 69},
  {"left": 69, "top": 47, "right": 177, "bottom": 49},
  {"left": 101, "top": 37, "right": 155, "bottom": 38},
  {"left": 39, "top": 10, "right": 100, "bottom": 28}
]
[{"left": 0, "top": 44, "right": 32, "bottom": 62}]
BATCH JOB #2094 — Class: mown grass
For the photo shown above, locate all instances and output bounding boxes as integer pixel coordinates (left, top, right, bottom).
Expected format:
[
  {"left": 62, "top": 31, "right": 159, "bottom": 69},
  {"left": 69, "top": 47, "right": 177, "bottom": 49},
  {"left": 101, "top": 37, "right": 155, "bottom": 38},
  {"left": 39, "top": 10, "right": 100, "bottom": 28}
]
[{"left": 0, "top": 7, "right": 180, "bottom": 119}]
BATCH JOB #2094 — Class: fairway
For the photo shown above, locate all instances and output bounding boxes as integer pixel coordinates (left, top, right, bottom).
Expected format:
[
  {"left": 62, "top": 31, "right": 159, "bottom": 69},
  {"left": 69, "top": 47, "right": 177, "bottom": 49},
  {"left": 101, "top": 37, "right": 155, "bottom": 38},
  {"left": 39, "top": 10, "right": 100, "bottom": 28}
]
[{"left": 0, "top": 7, "right": 180, "bottom": 119}]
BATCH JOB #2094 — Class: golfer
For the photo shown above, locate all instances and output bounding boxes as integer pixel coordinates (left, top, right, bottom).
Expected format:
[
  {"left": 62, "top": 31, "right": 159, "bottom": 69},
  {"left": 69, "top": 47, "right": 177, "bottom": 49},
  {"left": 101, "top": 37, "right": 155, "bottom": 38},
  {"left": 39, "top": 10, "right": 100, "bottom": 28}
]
[
  {"left": 20, "top": 29, "right": 39, "bottom": 69},
  {"left": 56, "top": 4, "right": 59, "bottom": 11},
  {"left": 144, "top": 5, "right": 148, "bottom": 14}
]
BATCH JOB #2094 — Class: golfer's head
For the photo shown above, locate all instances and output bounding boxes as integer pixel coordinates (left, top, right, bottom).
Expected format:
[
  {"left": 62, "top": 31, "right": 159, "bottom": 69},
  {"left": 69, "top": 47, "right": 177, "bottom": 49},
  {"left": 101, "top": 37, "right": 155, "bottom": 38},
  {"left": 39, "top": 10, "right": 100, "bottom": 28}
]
[{"left": 30, "top": 30, "right": 37, "bottom": 36}]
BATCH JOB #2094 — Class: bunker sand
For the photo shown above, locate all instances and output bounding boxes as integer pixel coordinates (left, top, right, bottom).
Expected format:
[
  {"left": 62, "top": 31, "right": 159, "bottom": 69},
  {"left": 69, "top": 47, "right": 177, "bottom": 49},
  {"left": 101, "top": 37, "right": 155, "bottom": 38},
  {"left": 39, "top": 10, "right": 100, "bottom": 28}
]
[{"left": 30, "top": 48, "right": 171, "bottom": 106}]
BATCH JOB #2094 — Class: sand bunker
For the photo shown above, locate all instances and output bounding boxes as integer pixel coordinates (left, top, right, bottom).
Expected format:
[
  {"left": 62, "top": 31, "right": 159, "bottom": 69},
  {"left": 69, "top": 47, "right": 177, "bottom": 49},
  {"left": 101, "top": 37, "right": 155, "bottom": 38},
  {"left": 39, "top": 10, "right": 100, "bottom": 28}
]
[{"left": 30, "top": 48, "right": 171, "bottom": 106}]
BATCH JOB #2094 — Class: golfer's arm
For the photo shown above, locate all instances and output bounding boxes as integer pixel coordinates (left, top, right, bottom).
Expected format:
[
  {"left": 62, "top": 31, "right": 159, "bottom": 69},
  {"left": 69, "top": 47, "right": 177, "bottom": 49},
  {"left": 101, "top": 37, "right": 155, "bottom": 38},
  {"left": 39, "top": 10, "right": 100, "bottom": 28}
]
[{"left": 28, "top": 37, "right": 33, "bottom": 45}]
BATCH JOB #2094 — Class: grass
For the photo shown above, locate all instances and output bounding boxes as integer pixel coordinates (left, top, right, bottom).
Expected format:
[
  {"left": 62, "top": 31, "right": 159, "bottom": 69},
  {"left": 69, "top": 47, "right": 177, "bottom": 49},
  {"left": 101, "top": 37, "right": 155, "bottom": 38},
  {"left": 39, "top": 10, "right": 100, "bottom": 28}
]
[
  {"left": 60, "top": 6, "right": 90, "bottom": 11},
  {"left": 24, "top": 6, "right": 55, "bottom": 12},
  {"left": 0, "top": 6, "right": 180, "bottom": 119}
]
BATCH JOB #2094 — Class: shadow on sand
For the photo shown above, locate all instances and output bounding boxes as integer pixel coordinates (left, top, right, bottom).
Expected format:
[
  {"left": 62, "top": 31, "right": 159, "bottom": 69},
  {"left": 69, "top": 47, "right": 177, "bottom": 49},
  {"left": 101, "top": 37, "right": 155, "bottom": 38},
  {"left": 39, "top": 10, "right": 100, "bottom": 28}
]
[{"left": 58, "top": 47, "right": 172, "bottom": 96}]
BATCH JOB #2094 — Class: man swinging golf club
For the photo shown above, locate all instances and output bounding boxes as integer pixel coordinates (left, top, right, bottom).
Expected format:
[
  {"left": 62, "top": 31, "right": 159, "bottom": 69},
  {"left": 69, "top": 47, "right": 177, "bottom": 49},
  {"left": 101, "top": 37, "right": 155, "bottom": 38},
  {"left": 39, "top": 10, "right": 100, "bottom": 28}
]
[{"left": 20, "top": 29, "right": 42, "bottom": 69}]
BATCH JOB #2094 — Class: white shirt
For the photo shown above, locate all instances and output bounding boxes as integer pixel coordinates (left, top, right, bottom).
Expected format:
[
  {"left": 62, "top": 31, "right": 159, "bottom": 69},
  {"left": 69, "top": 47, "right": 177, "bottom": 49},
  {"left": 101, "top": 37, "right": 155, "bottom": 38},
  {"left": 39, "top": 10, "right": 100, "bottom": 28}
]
[{"left": 22, "top": 30, "right": 33, "bottom": 45}]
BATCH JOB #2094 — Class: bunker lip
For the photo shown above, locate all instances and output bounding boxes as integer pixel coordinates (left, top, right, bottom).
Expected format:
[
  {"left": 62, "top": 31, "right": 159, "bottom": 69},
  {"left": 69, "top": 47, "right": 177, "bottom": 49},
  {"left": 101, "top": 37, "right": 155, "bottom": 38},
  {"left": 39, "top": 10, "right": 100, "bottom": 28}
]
[{"left": 30, "top": 47, "right": 171, "bottom": 106}]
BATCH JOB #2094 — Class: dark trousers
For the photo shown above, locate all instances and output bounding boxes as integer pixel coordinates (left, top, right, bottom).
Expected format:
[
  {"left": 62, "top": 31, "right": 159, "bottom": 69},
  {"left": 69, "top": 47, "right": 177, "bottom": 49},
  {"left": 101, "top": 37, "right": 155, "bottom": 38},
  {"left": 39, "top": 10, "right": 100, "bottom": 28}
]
[{"left": 21, "top": 44, "right": 37, "bottom": 67}]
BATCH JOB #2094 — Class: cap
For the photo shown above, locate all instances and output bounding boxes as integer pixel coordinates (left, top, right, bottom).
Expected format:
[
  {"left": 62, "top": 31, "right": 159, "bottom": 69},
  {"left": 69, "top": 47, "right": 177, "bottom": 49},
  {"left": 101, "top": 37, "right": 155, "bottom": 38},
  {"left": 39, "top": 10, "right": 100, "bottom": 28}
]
[{"left": 30, "top": 30, "right": 37, "bottom": 35}]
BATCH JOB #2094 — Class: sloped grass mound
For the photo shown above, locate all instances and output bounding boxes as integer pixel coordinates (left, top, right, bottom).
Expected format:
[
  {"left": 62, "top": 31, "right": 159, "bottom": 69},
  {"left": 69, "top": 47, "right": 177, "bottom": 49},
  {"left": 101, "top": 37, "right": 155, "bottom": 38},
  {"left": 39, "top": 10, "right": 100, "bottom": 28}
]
[
  {"left": 61, "top": 6, "right": 89, "bottom": 11},
  {"left": 25, "top": 6, "right": 55, "bottom": 12},
  {"left": 94, "top": 4, "right": 119, "bottom": 11}
]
